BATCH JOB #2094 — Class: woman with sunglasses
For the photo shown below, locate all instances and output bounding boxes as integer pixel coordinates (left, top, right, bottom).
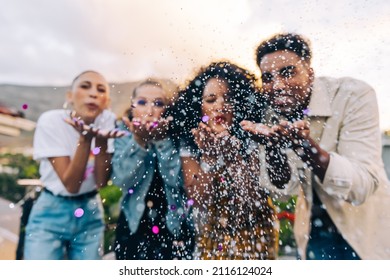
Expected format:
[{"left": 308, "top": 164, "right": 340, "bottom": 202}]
[{"left": 111, "top": 78, "right": 194, "bottom": 260}]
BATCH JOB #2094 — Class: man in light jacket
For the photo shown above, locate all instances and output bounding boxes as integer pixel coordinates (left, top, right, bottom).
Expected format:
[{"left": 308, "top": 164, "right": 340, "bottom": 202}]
[{"left": 241, "top": 33, "right": 390, "bottom": 260}]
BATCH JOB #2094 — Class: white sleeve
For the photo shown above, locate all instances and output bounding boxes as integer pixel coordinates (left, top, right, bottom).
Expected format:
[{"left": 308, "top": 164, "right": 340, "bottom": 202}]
[
  {"left": 33, "top": 112, "right": 71, "bottom": 160},
  {"left": 95, "top": 110, "right": 117, "bottom": 153}
]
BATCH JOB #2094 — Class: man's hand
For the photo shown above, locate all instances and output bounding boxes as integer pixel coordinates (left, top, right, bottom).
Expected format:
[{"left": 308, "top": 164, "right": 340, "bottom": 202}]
[{"left": 240, "top": 120, "right": 281, "bottom": 145}]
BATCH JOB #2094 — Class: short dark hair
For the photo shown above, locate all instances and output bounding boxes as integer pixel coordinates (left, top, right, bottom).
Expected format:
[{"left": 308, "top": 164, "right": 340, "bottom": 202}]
[{"left": 255, "top": 33, "right": 312, "bottom": 66}]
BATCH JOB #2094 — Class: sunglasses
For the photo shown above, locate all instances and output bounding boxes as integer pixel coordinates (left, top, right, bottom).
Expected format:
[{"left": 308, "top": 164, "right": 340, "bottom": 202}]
[{"left": 132, "top": 99, "right": 166, "bottom": 108}]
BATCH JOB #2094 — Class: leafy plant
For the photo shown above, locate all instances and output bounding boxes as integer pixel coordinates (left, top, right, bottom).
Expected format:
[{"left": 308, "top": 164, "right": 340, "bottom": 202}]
[
  {"left": 99, "top": 183, "right": 122, "bottom": 254},
  {"left": 0, "top": 153, "right": 40, "bottom": 203},
  {"left": 272, "top": 195, "right": 297, "bottom": 257}
]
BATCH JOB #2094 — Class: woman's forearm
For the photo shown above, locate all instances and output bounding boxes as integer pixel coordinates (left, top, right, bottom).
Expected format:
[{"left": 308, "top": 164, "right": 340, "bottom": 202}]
[
  {"left": 94, "top": 138, "right": 111, "bottom": 188},
  {"left": 265, "top": 145, "right": 291, "bottom": 188},
  {"left": 50, "top": 137, "right": 92, "bottom": 194}
]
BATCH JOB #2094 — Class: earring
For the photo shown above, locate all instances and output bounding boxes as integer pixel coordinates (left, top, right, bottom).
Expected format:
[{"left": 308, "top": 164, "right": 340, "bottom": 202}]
[{"left": 63, "top": 101, "right": 76, "bottom": 118}]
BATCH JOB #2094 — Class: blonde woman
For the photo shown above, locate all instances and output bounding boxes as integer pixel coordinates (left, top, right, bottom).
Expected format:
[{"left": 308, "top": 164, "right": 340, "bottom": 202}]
[{"left": 112, "top": 78, "right": 194, "bottom": 260}]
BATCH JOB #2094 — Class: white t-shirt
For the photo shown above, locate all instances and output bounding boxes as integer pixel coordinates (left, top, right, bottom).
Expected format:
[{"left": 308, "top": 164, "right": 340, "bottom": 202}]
[{"left": 33, "top": 109, "right": 116, "bottom": 196}]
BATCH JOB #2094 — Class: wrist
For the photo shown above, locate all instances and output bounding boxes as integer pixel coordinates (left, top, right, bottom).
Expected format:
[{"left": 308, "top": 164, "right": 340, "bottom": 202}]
[
  {"left": 200, "top": 154, "right": 218, "bottom": 166},
  {"left": 291, "top": 136, "right": 310, "bottom": 149},
  {"left": 95, "top": 137, "right": 108, "bottom": 147},
  {"left": 199, "top": 154, "right": 225, "bottom": 173},
  {"left": 79, "top": 136, "right": 92, "bottom": 145},
  {"left": 200, "top": 159, "right": 223, "bottom": 173}
]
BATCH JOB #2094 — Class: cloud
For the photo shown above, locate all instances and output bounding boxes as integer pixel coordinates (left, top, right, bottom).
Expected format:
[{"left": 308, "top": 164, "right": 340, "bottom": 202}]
[{"left": 0, "top": 0, "right": 389, "bottom": 128}]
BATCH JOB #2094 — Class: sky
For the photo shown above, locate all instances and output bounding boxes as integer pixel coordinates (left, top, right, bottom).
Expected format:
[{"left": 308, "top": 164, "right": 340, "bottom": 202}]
[{"left": 1, "top": 0, "right": 390, "bottom": 129}]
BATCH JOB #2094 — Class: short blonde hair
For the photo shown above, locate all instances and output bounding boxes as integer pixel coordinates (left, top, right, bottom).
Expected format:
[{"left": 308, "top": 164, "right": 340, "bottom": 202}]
[
  {"left": 124, "top": 77, "right": 179, "bottom": 119},
  {"left": 132, "top": 77, "right": 178, "bottom": 104}
]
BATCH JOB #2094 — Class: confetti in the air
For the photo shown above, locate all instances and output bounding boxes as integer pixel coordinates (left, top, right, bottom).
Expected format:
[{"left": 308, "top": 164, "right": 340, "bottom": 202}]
[
  {"left": 152, "top": 225, "right": 159, "bottom": 234},
  {"left": 303, "top": 108, "right": 310, "bottom": 115},
  {"left": 83, "top": 166, "right": 94, "bottom": 180},
  {"left": 150, "top": 121, "right": 159, "bottom": 129},
  {"left": 92, "top": 147, "right": 100, "bottom": 155},
  {"left": 74, "top": 208, "right": 84, "bottom": 218}
]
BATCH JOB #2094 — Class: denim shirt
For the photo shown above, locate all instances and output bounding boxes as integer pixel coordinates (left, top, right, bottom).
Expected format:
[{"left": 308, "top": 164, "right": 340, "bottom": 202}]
[{"left": 111, "top": 123, "right": 191, "bottom": 236}]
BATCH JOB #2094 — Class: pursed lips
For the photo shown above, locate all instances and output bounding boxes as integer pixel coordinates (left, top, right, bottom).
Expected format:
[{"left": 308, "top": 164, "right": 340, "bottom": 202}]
[
  {"left": 214, "top": 115, "right": 227, "bottom": 124},
  {"left": 85, "top": 103, "right": 99, "bottom": 110}
]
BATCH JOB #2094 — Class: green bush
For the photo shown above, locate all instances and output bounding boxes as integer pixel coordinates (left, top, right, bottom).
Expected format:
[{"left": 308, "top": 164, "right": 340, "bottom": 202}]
[
  {"left": 272, "top": 195, "right": 297, "bottom": 256},
  {"left": 99, "top": 183, "right": 122, "bottom": 254},
  {"left": 0, "top": 153, "right": 39, "bottom": 179},
  {"left": 0, "top": 153, "right": 39, "bottom": 203},
  {"left": 0, "top": 173, "right": 25, "bottom": 202}
]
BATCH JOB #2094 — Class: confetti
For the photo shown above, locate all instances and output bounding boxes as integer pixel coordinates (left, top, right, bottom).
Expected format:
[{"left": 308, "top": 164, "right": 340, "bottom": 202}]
[
  {"left": 74, "top": 208, "right": 84, "bottom": 218},
  {"left": 92, "top": 147, "right": 100, "bottom": 155},
  {"left": 83, "top": 166, "right": 94, "bottom": 180},
  {"left": 201, "top": 115, "right": 209, "bottom": 122},
  {"left": 152, "top": 225, "right": 159, "bottom": 234},
  {"left": 150, "top": 121, "right": 159, "bottom": 129}
]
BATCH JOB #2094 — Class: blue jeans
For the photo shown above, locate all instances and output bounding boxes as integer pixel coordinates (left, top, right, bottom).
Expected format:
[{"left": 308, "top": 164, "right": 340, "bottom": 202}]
[
  {"left": 24, "top": 190, "right": 105, "bottom": 260},
  {"left": 306, "top": 226, "right": 360, "bottom": 260}
]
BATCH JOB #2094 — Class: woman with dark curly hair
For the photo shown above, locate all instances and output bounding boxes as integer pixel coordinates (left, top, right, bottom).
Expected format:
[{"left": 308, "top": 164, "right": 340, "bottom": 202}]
[{"left": 168, "top": 61, "right": 288, "bottom": 259}]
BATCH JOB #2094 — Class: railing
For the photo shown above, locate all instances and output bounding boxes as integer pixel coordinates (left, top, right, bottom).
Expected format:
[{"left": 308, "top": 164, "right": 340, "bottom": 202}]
[{"left": 13, "top": 179, "right": 43, "bottom": 259}]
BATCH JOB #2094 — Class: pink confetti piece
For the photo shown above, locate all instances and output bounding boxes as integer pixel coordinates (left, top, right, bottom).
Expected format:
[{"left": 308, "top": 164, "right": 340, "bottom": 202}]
[
  {"left": 201, "top": 115, "right": 209, "bottom": 122},
  {"left": 74, "top": 208, "right": 84, "bottom": 218},
  {"left": 83, "top": 166, "right": 94, "bottom": 180},
  {"left": 303, "top": 108, "right": 310, "bottom": 115},
  {"left": 92, "top": 147, "right": 100, "bottom": 155},
  {"left": 152, "top": 225, "right": 159, "bottom": 234}
]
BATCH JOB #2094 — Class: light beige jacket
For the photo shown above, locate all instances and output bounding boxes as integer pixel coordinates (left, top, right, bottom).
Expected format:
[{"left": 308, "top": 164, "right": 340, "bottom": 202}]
[{"left": 261, "top": 76, "right": 390, "bottom": 259}]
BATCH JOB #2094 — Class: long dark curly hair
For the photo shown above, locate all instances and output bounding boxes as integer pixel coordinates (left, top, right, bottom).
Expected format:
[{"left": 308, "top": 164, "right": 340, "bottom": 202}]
[{"left": 167, "top": 61, "right": 266, "bottom": 156}]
